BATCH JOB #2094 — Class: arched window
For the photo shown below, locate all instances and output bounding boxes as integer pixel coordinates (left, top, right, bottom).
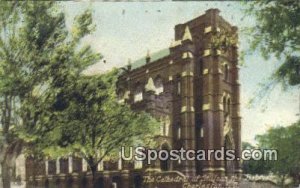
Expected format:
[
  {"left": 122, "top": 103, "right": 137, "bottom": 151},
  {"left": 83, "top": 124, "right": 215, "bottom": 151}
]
[
  {"left": 160, "top": 116, "right": 170, "bottom": 136},
  {"left": 177, "top": 81, "right": 181, "bottom": 95},
  {"left": 224, "top": 64, "right": 229, "bottom": 81},
  {"left": 175, "top": 74, "right": 181, "bottom": 95},
  {"left": 223, "top": 95, "right": 230, "bottom": 126},
  {"left": 177, "top": 125, "right": 181, "bottom": 139},
  {"left": 134, "top": 84, "right": 143, "bottom": 103},
  {"left": 200, "top": 127, "right": 204, "bottom": 138},
  {"left": 227, "top": 98, "right": 231, "bottom": 115},
  {"left": 154, "top": 76, "right": 164, "bottom": 95},
  {"left": 223, "top": 96, "right": 227, "bottom": 114},
  {"left": 160, "top": 123, "right": 164, "bottom": 136},
  {"left": 165, "top": 116, "right": 170, "bottom": 136}
]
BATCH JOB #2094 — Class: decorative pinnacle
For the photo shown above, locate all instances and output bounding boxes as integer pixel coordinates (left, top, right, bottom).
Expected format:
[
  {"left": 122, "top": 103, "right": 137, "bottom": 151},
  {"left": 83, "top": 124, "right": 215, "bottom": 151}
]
[
  {"left": 182, "top": 26, "right": 192, "bottom": 41},
  {"left": 127, "top": 58, "right": 131, "bottom": 65},
  {"left": 146, "top": 49, "right": 150, "bottom": 58},
  {"left": 146, "top": 50, "right": 151, "bottom": 63}
]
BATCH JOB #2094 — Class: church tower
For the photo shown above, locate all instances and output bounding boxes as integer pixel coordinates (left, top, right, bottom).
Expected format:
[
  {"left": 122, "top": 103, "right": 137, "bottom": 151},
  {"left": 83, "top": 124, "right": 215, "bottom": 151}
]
[
  {"left": 117, "top": 8, "right": 242, "bottom": 177},
  {"left": 170, "top": 8, "right": 241, "bottom": 176}
]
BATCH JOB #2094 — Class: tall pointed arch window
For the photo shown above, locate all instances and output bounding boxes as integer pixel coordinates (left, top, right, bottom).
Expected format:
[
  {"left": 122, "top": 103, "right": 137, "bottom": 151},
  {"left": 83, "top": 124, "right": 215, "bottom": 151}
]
[
  {"left": 177, "top": 124, "right": 181, "bottom": 140},
  {"left": 223, "top": 95, "right": 231, "bottom": 127},
  {"left": 227, "top": 98, "right": 231, "bottom": 115},
  {"left": 223, "top": 96, "right": 227, "bottom": 116},
  {"left": 224, "top": 64, "right": 229, "bottom": 81},
  {"left": 176, "top": 75, "right": 181, "bottom": 95},
  {"left": 160, "top": 116, "right": 170, "bottom": 136},
  {"left": 225, "top": 64, "right": 229, "bottom": 80}
]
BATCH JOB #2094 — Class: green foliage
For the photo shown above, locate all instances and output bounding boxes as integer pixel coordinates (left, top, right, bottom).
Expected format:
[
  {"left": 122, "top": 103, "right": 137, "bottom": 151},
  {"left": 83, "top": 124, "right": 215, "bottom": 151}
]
[
  {"left": 0, "top": 3, "right": 158, "bottom": 185},
  {"left": 0, "top": 2, "right": 100, "bottom": 186},
  {"left": 243, "top": 121, "right": 300, "bottom": 186},
  {"left": 242, "top": 142, "right": 271, "bottom": 175},
  {"left": 244, "top": 0, "right": 300, "bottom": 86},
  {"left": 243, "top": 0, "right": 300, "bottom": 109},
  {"left": 255, "top": 120, "right": 300, "bottom": 185},
  {"left": 274, "top": 56, "right": 300, "bottom": 87},
  {"left": 33, "top": 69, "right": 159, "bottom": 174},
  {"left": 210, "top": 29, "right": 238, "bottom": 53},
  {"left": 246, "top": 0, "right": 300, "bottom": 59}
]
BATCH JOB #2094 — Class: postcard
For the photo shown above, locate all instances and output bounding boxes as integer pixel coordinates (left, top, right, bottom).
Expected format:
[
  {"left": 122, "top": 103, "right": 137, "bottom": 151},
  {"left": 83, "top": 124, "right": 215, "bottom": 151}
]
[{"left": 0, "top": 1, "right": 299, "bottom": 188}]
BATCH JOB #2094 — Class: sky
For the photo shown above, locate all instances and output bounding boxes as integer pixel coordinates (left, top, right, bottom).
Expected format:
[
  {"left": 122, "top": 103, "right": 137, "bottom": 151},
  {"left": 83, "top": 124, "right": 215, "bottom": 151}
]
[{"left": 62, "top": 2, "right": 299, "bottom": 144}]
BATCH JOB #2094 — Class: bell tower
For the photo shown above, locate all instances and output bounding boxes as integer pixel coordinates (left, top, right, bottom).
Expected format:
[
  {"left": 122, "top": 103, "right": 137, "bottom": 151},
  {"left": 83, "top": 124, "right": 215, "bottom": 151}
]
[
  {"left": 171, "top": 8, "right": 241, "bottom": 176},
  {"left": 194, "top": 9, "right": 242, "bottom": 176},
  {"left": 117, "top": 8, "right": 242, "bottom": 178}
]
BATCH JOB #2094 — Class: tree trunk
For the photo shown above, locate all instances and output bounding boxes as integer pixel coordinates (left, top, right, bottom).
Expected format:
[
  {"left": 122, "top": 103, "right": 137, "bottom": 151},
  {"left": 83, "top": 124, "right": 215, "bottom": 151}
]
[
  {"left": 1, "top": 161, "right": 11, "bottom": 188},
  {"left": 90, "top": 165, "right": 97, "bottom": 188}
]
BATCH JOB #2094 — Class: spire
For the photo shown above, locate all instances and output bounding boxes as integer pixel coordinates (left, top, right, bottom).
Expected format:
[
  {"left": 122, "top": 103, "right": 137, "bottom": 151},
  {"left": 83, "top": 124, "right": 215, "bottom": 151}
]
[
  {"left": 146, "top": 49, "right": 151, "bottom": 63},
  {"left": 182, "top": 26, "right": 192, "bottom": 41},
  {"left": 127, "top": 58, "right": 131, "bottom": 70}
]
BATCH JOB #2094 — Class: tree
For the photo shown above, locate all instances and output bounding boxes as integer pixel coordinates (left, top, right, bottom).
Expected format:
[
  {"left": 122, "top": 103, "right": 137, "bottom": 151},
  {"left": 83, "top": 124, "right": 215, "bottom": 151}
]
[
  {"left": 256, "top": 120, "right": 300, "bottom": 187},
  {"left": 244, "top": 0, "right": 300, "bottom": 100},
  {"left": 0, "top": 2, "right": 99, "bottom": 187},
  {"left": 32, "top": 69, "right": 159, "bottom": 187},
  {"left": 242, "top": 142, "right": 271, "bottom": 175}
]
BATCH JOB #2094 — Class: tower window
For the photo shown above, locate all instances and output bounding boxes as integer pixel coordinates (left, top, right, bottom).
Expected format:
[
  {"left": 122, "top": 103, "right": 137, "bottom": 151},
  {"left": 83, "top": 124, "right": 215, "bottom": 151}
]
[
  {"left": 223, "top": 95, "right": 231, "bottom": 127},
  {"left": 165, "top": 116, "right": 170, "bottom": 136},
  {"left": 177, "top": 126, "right": 181, "bottom": 139},
  {"left": 160, "top": 116, "right": 170, "bottom": 136},
  {"left": 227, "top": 98, "right": 231, "bottom": 115},
  {"left": 177, "top": 81, "right": 181, "bottom": 95},
  {"left": 224, "top": 64, "right": 229, "bottom": 81},
  {"left": 160, "top": 123, "right": 164, "bottom": 136},
  {"left": 200, "top": 128, "right": 204, "bottom": 138},
  {"left": 223, "top": 96, "right": 227, "bottom": 113}
]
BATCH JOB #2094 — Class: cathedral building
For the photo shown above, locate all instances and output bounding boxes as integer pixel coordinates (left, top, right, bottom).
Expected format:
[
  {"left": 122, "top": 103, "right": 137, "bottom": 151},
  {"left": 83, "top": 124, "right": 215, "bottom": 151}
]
[
  {"left": 117, "top": 8, "right": 241, "bottom": 177},
  {"left": 23, "top": 8, "right": 242, "bottom": 188}
]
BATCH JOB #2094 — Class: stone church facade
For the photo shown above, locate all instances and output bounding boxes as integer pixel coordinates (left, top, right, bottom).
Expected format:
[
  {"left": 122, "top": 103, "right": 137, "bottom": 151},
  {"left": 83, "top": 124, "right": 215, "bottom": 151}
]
[
  {"left": 116, "top": 8, "right": 241, "bottom": 177},
  {"left": 23, "top": 8, "right": 241, "bottom": 188}
]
